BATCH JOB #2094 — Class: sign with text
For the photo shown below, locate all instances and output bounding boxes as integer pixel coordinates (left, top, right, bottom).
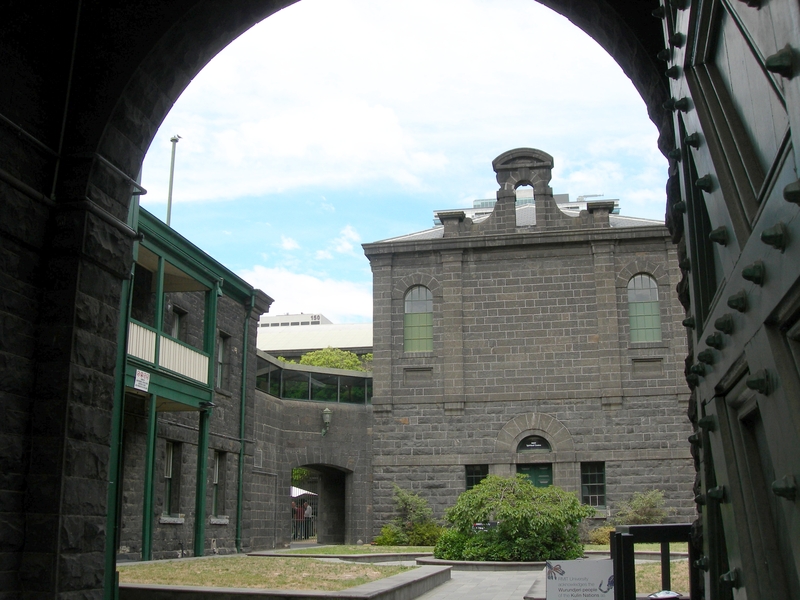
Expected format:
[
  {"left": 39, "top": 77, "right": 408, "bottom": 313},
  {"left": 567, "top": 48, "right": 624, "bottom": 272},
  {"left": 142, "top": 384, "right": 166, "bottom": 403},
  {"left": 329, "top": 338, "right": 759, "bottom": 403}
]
[
  {"left": 545, "top": 559, "right": 614, "bottom": 600},
  {"left": 134, "top": 369, "right": 150, "bottom": 392}
]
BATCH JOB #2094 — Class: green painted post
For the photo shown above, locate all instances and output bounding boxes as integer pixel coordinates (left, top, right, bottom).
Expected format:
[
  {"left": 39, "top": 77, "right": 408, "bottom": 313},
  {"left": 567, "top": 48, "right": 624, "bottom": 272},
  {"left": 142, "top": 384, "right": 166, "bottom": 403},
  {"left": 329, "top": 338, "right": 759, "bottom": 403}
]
[
  {"left": 141, "top": 393, "right": 157, "bottom": 560},
  {"left": 103, "top": 270, "right": 131, "bottom": 598},
  {"left": 104, "top": 192, "right": 141, "bottom": 597},
  {"left": 194, "top": 408, "right": 210, "bottom": 557}
]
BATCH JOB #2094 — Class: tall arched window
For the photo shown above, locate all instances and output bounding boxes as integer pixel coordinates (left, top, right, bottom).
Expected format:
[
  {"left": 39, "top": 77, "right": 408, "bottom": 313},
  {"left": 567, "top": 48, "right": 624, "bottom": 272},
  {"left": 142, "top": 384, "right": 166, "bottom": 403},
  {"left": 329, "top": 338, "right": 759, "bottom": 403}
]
[
  {"left": 627, "top": 274, "right": 661, "bottom": 342},
  {"left": 404, "top": 286, "right": 433, "bottom": 352}
]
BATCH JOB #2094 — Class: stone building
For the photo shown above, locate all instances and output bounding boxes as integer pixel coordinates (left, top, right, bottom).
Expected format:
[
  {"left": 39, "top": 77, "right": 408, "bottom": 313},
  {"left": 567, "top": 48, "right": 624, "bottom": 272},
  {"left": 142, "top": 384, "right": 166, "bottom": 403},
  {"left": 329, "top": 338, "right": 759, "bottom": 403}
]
[
  {"left": 363, "top": 148, "right": 695, "bottom": 527},
  {"left": 117, "top": 206, "right": 272, "bottom": 560}
]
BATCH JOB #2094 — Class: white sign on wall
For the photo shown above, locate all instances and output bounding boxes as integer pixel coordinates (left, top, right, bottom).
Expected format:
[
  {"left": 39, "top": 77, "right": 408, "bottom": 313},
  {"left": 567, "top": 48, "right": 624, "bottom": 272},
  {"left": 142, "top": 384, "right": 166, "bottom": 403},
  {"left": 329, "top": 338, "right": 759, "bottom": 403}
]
[
  {"left": 134, "top": 369, "right": 151, "bottom": 392},
  {"left": 545, "top": 559, "right": 614, "bottom": 600}
]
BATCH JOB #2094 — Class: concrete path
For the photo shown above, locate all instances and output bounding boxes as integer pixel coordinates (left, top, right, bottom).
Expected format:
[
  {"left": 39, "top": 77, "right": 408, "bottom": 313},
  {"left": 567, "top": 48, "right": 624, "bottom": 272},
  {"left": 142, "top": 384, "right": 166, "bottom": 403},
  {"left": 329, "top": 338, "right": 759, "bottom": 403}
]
[{"left": 412, "top": 568, "right": 544, "bottom": 600}]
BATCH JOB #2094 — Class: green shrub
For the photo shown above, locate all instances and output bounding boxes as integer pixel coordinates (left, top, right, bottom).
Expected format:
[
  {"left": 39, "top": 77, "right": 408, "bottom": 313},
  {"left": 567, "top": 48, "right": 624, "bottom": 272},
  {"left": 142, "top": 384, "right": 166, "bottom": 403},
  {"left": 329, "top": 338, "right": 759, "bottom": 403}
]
[
  {"left": 408, "top": 521, "right": 443, "bottom": 546},
  {"left": 434, "top": 475, "right": 595, "bottom": 561},
  {"left": 433, "top": 529, "right": 469, "bottom": 559},
  {"left": 588, "top": 525, "right": 615, "bottom": 545},
  {"left": 373, "top": 485, "right": 441, "bottom": 546},
  {"left": 611, "top": 490, "right": 673, "bottom": 525},
  {"left": 374, "top": 523, "right": 408, "bottom": 546}
]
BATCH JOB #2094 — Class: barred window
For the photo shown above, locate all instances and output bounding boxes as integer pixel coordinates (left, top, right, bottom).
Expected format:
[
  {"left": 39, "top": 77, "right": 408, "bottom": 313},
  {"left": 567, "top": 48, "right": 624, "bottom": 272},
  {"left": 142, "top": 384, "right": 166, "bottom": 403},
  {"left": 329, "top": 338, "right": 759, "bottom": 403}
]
[
  {"left": 465, "top": 465, "right": 488, "bottom": 490},
  {"left": 581, "top": 462, "right": 606, "bottom": 507}
]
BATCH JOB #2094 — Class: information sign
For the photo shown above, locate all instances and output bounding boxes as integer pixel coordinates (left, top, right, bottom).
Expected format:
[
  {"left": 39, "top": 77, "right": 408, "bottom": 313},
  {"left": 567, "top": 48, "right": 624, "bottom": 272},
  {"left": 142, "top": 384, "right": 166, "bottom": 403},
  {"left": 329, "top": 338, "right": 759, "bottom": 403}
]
[
  {"left": 545, "top": 559, "right": 614, "bottom": 600},
  {"left": 134, "top": 369, "right": 150, "bottom": 392}
]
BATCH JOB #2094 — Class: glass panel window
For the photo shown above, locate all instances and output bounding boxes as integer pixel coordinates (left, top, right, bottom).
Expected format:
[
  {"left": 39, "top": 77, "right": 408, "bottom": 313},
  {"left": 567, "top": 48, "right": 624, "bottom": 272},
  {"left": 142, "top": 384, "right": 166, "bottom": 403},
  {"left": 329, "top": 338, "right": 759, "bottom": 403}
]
[
  {"left": 310, "top": 373, "right": 338, "bottom": 401},
  {"left": 404, "top": 286, "right": 433, "bottom": 352},
  {"left": 627, "top": 274, "right": 662, "bottom": 342},
  {"left": 516, "top": 435, "right": 552, "bottom": 453},
  {"left": 282, "top": 370, "right": 309, "bottom": 400},
  {"left": 581, "top": 462, "right": 606, "bottom": 507},
  {"left": 340, "top": 375, "right": 367, "bottom": 404}
]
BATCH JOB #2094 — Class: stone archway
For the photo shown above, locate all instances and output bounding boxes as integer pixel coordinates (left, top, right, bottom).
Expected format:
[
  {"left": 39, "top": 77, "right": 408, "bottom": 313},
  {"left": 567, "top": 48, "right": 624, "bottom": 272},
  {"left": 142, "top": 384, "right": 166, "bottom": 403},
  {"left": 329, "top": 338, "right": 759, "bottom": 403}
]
[
  {"left": 1, "top": 2, "right": 673, "bottom": 597},
  {"left": 495, "top": 413, "right": 575, "bottom": 457},
  {"left": 294, "top": 464, "right": 350, "bottom": 545}
]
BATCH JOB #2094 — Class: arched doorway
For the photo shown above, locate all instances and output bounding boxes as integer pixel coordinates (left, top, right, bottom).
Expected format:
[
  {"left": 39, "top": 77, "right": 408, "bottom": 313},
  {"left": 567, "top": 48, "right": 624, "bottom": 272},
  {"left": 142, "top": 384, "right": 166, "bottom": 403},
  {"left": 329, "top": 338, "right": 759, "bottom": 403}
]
[{"left": 292, "top": 464, "right": 350, "bottom": 545}]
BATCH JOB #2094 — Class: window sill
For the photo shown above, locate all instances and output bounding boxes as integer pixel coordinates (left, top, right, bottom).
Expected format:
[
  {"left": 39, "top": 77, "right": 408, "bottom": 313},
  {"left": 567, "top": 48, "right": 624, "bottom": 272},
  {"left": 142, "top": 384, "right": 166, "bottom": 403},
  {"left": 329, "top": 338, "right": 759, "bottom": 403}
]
[
  {"left": 159, "top": 515, "right": 185, "bottom": 524},
  {"left": 627, "top": 341, "right": 668, "bottom": 350},
  {"left": 209, "top": 515, "right": 230, "bottom": 525}
]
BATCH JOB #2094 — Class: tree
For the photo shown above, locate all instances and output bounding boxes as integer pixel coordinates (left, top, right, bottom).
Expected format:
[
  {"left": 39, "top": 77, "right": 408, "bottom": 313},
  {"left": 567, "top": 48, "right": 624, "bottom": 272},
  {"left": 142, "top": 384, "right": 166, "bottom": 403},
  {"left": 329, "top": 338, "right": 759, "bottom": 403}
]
[
  {"left": 610, "top": 489, "right": 673, "bottom": 525},
  {"left": 281, "top": 347, "right": 370, "bottom": 371},
  {"left": 434, "top": 475, "right": 594, "bottom": 561},
  {"left": 373, "top": 485, "right": 443, "bottom": 546}
]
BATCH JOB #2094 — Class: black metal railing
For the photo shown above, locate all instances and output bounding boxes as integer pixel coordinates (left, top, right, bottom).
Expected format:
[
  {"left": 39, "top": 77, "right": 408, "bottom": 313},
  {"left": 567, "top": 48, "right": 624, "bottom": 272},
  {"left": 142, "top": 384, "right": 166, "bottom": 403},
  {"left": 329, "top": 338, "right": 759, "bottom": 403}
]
[{"left": 610, "top": 523, "right": 699, "bottom": 600}]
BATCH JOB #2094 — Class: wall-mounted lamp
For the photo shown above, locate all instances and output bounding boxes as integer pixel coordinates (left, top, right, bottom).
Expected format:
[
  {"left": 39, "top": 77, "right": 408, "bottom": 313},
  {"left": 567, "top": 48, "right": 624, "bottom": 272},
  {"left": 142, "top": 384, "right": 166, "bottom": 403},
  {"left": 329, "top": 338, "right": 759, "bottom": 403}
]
[{"left": 321, "top": 408, "right": 332, "bottom": 436}]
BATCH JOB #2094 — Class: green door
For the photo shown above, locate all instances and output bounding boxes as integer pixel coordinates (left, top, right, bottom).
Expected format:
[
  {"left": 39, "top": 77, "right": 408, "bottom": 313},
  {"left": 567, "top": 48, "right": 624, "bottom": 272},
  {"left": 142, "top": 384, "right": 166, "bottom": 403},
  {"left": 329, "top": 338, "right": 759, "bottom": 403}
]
[{"left": 517, "top": 464, "right": 553, "bottom": 487}]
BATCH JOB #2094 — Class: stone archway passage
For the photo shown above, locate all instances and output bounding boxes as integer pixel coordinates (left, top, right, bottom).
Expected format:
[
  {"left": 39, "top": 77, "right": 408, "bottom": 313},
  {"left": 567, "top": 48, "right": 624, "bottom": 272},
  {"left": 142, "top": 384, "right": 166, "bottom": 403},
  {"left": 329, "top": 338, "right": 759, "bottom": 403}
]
[{"left": 297, "top": 464, "right": 349, "bottom": 545}]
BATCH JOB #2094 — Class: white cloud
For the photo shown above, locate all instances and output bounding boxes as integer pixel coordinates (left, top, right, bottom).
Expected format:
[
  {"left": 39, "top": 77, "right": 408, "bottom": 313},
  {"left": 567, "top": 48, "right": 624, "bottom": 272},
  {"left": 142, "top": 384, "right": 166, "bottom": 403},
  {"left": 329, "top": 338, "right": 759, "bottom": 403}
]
[
  {"left": 280, "top": 236, "right": 299, "bottom": 250},
  {"left": 240, "top": 266, "right": 372, "bottom": 323},
  {"left": 140, "top": 0, "right": 662, "bottom": 216},
  {"left": 333, "top": 225, "right": 361, "bottom": 255},
  {"left": 315, "top": 250, "right": 333, "bottom": 260}
]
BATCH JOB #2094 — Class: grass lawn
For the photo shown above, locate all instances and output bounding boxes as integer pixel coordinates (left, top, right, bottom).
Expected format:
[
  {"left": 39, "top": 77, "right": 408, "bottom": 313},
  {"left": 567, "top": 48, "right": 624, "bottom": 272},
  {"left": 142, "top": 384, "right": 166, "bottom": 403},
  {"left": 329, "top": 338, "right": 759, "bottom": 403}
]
[
  {"left": 289, "top": 543, "right": 687, "bottom": 555},
  {"left": 117, "top": 556, "right": 413, "bottom": 590},
  {"left": 584, "top": 542, "right": 689, "bottom": 553},
  {"left": 635, "top": 560, "right": 689, "bottom": 595},
  {"left": 286, "top": 545, "right": 434, "bottom": 555}
]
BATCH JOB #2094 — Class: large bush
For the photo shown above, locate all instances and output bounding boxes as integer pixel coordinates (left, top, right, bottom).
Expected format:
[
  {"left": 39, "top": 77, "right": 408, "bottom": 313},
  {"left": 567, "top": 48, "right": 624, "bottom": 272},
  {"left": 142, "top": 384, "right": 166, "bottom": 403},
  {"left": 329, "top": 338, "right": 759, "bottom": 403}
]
[
  {"left": 611, "top": 489, "right": 673, "bottom": 525},
  {"left": 373, "top": 485, "right": 443, "bottom": 546},
  {"left": 433, "top": 475, "right": 594, "bottom": 561}
]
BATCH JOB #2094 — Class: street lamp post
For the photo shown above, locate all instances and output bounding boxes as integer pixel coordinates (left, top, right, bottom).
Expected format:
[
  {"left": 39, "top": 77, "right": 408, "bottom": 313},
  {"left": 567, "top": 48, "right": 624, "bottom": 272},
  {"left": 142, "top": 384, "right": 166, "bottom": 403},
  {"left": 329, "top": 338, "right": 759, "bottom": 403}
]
[{"left": 166, "top": 134, "right": 181, "bottom": 226}]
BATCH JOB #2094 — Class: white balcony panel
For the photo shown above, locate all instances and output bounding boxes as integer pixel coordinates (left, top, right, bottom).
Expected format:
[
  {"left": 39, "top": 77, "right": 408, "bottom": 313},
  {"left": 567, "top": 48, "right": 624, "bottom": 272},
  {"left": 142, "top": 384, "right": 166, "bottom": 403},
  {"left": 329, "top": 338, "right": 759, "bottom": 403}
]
[
  {"left": 128, "top": 322, "right": 156, "bottom": 363},
  {"left": 159, "top": 337, "right": 208, "bottom": 384}
]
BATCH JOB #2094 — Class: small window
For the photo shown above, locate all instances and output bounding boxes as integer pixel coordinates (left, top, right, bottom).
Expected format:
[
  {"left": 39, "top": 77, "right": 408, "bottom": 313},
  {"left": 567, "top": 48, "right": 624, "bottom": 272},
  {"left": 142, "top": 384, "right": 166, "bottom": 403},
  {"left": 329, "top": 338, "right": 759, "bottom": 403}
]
[
  {"left": 216, "top": 332, "right": 231, "bottom": 390},
  {"left": 627, "top": 274, "right": 662, "bottom": 342},
  {"left": 212, "top": 451, "right": 226, "bottom": 516},
  {"left": 170, "top": 307, "right": 187, "bottom": 341},
  {"left": 164, "top": 441, "right": 181, "bottom": 515},
  {"left": 404, "top": 286, "right": 433, "bottom": 352},
  {"left": 516, "top": 435, "right": 552, "bottom": 453},
  {"left": 465, "top": 465, "right": 489, "bottom": 490},
  {"left": 581, "top": 462, "right": 606, "bottom": 507}
]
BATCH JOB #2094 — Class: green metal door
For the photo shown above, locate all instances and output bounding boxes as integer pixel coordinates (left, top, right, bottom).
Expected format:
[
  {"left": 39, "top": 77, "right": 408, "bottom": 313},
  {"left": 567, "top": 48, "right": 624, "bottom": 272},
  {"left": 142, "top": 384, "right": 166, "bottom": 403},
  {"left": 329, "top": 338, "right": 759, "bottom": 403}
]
[{"left": 517, "top": 464, "right": 553, "bottom": 487}]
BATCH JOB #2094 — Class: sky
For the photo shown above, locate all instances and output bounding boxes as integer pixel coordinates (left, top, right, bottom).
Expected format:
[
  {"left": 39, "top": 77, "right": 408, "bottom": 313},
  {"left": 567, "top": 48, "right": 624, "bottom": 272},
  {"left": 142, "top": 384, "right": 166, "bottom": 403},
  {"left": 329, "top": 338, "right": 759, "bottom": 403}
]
[{"left": 139, "top": 0, "right": 667, "bottom": 324}]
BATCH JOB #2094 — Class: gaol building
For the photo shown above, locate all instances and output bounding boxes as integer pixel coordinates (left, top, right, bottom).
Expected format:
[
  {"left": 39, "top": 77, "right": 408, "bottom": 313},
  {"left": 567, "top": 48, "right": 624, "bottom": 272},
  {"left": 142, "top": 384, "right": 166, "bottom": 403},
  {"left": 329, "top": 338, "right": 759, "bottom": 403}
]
[{"left": 363, "top": 148, "right": 696, "bottom": 526}]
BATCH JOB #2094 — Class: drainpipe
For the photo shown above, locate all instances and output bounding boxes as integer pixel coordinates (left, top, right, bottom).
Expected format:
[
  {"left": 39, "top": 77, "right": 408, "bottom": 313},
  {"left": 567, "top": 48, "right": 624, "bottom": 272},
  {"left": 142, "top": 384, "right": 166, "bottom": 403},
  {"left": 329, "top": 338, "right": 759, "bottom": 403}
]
[
  {"left": 236, "top": 293, "right": 255, "bottom": 552},
  {"left": 194, "top": 280, "right": 220, "bottom": 557}
]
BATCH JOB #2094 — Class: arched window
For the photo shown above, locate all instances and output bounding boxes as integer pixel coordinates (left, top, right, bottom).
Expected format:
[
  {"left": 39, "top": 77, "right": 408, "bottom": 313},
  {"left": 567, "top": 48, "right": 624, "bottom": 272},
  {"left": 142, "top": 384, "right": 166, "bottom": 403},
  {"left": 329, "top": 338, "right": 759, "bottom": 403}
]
[
  {"left": 404, "top": 286, "right": 433, "bottom": 352},
  {"left": 516, "top": 435, "right": 551, "bottom": 453},
  {"left": 627, "top": 274, "right": 661, "bottom": 342}
]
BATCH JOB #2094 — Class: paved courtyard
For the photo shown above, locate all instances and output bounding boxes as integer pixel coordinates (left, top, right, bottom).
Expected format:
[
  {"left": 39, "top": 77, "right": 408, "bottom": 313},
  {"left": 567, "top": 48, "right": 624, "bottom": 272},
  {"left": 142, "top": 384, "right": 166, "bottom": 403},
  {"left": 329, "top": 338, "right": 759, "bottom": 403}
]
[{"left": 414, "top": 569, "right": 543, "bottom": 600}]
